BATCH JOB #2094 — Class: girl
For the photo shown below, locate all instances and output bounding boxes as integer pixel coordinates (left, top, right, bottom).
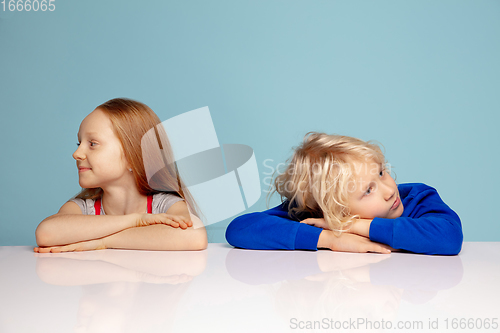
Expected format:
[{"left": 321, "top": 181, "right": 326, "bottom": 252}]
[
  {"left": 35, "top": 98, "right": 207, "bottom": 253},
  {"left": 226, "top": 132, "right": 463, "bottom": 255}
]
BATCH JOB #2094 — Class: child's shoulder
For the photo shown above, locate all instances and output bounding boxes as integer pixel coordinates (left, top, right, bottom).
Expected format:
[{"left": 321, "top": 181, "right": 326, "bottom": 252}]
[
  {"left": 397, "top": 183, "right": 441, "bottom": 201},
  {"left": 152, "top": 192, "right": 184, "bottom": 213},
  {"left": 398, "top": 182, "right": 436, "bottom": 192},
  {"left": 69, "top": 197, "right": 96, "bottom": 215},
  {"left": 152, "top": 192, "right": 183, "bottom": 201}
]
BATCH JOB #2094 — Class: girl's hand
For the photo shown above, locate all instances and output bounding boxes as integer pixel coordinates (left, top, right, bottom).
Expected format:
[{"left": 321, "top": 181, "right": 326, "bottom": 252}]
[
  {"left": 34, "top": 238, "right": 106, "bottom": 253},
  {"left": 318, "top": 230, "right": 392, "bottom": 254},
  {"left": 301, "top": 218, "right": 330, "bottom": 230},
  {"left": 135, "top": 213, "right": 192, "bottom": 229}
]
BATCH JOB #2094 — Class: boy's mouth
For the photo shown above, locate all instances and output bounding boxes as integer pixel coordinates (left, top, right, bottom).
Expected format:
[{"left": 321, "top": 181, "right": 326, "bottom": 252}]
[
  {"left": 391, "top": 196, "right": 400, "bottom": 210},
  {"left": 78, "top": 167, "right": 91, "bottom": 173}
]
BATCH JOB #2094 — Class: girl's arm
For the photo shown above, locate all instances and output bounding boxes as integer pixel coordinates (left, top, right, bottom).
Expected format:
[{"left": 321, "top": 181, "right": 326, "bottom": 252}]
[
  {"left": 36, "top": 215, "right": 207, "bottom": 252},
  {"left": 36, "top": 201, "right": 207, "bottom": 252},
  {"left": 35, "top": 201, "right": 191, "bottom": 247},
  {"left": 103, "top": 201, "right": 207, "bottom": 251},
  {"left": 103, "top": 214, "right": 207, "bottom": 251}
]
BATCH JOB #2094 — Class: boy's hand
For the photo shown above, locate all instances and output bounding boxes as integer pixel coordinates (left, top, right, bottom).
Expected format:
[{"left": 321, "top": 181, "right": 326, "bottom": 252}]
[
  {"left": 134, "top": 213, "right": 192, "bottom": 229},
  {"left": 34, "top": 238, "right": 106, "bottom": 253},
  {"left": 302, "top": 217, "right": 372, "bottom": 238},
  {"left": 301, "top": 218, "right": 330, "bottom": 230},
  {"left": 318, "top": 230, "right": 392, "bottom": 254},
  {"left": 343, "top": 218, "right": 372, "bottom": 238}
]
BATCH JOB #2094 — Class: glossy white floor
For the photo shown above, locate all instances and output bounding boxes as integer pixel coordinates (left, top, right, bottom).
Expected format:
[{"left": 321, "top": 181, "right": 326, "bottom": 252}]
[{"left": 0, "top": 243, "right": 499, "bottom": 333}]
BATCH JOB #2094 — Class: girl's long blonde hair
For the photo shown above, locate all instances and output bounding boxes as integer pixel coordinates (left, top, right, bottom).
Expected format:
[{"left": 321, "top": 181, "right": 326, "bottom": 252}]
[
  {"left": 272, "top": 132, "right": 386, "bottom": 232},
  {"left": 75, "top": 98, "right": 198, "bottom": 216}
]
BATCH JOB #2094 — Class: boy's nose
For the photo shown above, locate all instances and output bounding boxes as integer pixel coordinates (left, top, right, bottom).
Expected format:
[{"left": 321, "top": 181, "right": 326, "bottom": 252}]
[{"left": 382, "top": 183, "right": 395, "bottom": 201}]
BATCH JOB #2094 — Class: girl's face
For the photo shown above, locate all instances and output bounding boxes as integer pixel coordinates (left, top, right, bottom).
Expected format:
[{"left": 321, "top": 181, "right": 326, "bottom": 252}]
[
  {"left": 346, "top": 159, "right": 404, "bottom": 220},
  {"left": 73, "top": 108, "right": 131, "bottom": 189}
]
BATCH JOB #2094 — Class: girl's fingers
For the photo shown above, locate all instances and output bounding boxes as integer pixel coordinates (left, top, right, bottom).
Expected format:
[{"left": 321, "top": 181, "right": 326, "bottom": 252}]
[
  {"left": 161, "top": 214, "right": 191, "bottom": 229},
  {"left": 35, "top": 246, "right": 62, "bottom": 253},
  {"left": 33, "top": 239, "right": 104, "bottom": 253},
  {"left": 166, "top": 220, "right": 180, "bottom": 228},
  {"left": 139, "top": 214, "right": 193, "bottom": 229},
  {"left": 50, "top": 247, "right": 64, "bottom": 253}
]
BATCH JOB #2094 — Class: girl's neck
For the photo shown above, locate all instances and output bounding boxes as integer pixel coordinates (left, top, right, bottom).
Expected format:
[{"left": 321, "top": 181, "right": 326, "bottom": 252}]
[{"left": 100, "top": 186, "right": 148, "bottom": 215}]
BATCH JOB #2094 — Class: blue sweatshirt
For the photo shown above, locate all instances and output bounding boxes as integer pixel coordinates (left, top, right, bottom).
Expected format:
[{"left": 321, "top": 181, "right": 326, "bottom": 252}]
[{"left": 226, "top": 183, "right": 463, "bottom": 255}]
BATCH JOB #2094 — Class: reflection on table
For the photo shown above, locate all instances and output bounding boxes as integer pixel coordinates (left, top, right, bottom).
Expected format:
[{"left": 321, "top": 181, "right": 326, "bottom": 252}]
[{"left": 0, "top": 243, "right": 498, "bottom": 333}]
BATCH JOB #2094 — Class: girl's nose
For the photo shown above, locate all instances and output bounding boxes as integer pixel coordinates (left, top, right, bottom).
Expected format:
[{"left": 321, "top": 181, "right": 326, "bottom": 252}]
[{"left": 73, "top": 146, "right": 85, "bottom": 160}]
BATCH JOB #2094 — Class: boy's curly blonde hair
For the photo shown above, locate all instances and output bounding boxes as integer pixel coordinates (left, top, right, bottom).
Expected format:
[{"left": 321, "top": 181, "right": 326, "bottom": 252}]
[{"left": 273, "top": 132, "right": 387, "bottom": 232}]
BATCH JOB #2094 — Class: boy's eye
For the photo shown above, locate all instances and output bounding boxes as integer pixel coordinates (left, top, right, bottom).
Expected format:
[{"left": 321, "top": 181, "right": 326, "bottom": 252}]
[
  {"left": 364, "top": 187, "right": 373, "bottom": 196},
  {"left": 76, "top": 142, "right": 80, "bottom": 146}
]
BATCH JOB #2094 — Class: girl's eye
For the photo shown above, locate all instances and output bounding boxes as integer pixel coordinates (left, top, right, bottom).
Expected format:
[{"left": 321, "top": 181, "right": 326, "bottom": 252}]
[
  {"left": 76, "top": 141, "right": 97, "bottom": 147},
  {"left": 364, "top": 187, "right": 373, "bottom": 196},
  {"left": 379, "top": 169, "right": 385, "bottom": 177}
]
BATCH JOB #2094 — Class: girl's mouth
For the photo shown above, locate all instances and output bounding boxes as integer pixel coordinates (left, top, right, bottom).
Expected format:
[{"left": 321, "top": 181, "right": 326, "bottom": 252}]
[{"left": 78, "top": 167, "right": 91, "bottom": 173}]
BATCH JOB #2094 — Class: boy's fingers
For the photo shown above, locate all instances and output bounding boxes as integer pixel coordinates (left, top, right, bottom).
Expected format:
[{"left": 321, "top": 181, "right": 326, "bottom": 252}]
[{"left": 370, "top": 244, "right": 391, "bottom": 254}]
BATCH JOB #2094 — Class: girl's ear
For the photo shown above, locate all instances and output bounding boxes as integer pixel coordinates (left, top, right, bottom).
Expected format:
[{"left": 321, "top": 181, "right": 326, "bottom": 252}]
[
  {"left": 124, "top": 158, "right": 133, "bottom": 173},
  {"left": 126, "top": 161, "right": 133, "bottom": 173}
]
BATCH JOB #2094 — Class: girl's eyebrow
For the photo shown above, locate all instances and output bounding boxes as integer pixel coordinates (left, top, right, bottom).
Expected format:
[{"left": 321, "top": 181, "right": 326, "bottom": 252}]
[{"left": 78, "top": 131, "right": 99, "bottom": 139}]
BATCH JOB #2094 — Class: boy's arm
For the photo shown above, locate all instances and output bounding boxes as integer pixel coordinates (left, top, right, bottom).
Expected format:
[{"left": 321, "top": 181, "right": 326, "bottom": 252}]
[
  {"left": 369, "top": 214, "right": 462, "bottom": 255},
  {"left": 225, "top": 205, "right": 322, "bottom": 250},
  {"left": 226, "top": 204, "right": 391, "bottom": 253},
  {"left": 369, "top": 187, "right": 463, "bottom": 255}
]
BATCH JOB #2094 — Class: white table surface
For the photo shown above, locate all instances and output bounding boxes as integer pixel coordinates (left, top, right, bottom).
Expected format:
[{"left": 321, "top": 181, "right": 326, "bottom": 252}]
[{"left": 0, "top": 243, "right": 499, "bottom": 333}]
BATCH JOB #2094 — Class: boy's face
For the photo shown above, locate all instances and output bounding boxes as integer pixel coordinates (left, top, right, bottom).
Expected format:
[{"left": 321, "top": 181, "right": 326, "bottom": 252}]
[{"left": 346, "top": 159, "right": 404, "bottom": 219}]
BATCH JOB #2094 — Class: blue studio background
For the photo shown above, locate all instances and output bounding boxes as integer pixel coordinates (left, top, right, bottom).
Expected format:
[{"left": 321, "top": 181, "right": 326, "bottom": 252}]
[{"left": 0, "top": 0, "right": 498, "bottom": 245}]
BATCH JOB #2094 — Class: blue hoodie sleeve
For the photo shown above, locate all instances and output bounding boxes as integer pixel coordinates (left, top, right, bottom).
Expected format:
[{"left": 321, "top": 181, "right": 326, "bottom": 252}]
[
  {"left": 369, "top": 183, "right": 463, "bottom": 255},
  {"left": 225, "top": 203, "right": 323, "bottom": 250}
]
